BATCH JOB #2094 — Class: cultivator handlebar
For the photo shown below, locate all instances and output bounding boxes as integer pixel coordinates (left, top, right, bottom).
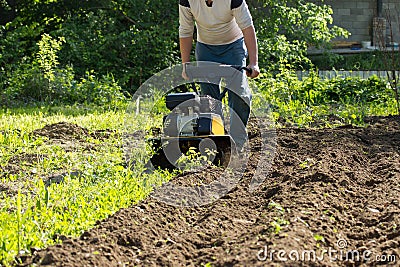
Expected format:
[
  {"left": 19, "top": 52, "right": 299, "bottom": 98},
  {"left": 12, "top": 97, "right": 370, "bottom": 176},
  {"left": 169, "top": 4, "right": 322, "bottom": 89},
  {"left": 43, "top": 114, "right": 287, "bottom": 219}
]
[
  {"left": 183, "top": 63, "right": 252, "bottom": 81},
  {"left": 183, "top": 63, "right": 252, "bottom": 101}
]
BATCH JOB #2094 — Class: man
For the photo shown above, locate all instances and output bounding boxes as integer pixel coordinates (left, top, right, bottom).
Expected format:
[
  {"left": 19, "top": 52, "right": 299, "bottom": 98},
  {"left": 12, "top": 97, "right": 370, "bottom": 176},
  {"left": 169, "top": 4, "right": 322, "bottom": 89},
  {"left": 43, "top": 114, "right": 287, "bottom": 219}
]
[{"left": 179, "top": 0, "right": 259, "bottom": 151}]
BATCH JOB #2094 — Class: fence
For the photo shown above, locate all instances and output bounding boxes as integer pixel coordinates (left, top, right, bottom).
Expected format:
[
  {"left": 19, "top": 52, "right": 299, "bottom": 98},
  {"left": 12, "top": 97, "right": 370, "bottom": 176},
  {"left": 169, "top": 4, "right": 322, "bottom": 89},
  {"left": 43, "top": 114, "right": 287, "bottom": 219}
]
[{"left": 296, "top": 70, "right": 400, "bottom": 80}]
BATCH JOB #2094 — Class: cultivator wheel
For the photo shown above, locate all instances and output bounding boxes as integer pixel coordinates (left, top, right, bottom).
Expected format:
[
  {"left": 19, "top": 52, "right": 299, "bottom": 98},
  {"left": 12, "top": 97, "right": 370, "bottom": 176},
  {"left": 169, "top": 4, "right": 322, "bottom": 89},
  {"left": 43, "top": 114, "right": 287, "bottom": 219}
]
[{"left": 148, "top": 135, "right": 235, "bottom": 171}]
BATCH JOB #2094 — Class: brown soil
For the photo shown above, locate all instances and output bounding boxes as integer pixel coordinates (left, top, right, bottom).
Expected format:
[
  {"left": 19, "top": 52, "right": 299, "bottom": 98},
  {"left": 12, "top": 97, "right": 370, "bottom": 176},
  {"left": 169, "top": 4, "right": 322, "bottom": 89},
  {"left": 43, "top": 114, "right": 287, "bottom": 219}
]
[{"left": 16, "top": 116, "right": 400, "bottom": 266}]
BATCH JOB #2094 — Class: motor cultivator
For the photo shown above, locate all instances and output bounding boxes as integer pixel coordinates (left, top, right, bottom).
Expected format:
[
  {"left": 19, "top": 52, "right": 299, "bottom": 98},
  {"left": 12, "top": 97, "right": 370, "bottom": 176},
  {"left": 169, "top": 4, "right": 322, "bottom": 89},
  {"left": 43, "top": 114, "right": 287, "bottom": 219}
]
[{"left": 148, "top": 64, "right": 251, "bottom": 170}]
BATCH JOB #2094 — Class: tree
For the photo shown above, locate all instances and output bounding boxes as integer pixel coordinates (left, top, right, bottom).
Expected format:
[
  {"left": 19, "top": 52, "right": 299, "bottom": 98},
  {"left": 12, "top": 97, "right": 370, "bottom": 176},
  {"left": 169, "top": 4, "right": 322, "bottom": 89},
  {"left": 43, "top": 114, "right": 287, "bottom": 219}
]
[
  {"left": 1, "top": 0, "right": 348, "bottom": 99},
  {"left": 248, "top": 0, "right": 348, "bottom": 70},
  {"left": 374, "top": 8, "right": 400, "bottom": 114},
  {"left": 0, "top": 0, "right": 17, "bottom": 25}
]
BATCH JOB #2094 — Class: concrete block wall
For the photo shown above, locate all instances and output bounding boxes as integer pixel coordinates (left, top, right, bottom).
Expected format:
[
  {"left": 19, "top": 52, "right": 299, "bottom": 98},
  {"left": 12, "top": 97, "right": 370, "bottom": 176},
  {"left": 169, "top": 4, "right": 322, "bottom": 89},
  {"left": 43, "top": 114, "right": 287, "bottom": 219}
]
[
  {"left": 383, "top": 1, "right": 400, "bottom": 43},
  {"left": 313, "top": 0, "right": 400, "bottom": 44}
]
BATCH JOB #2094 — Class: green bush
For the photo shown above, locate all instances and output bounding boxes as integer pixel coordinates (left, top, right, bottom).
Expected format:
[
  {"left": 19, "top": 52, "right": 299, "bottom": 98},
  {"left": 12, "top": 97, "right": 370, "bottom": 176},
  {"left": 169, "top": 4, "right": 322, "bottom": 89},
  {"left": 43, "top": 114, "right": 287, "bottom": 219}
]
[
  {"left": 1, "top": 34, "right": 125, "bottom": 106},
  {"left": 68, "top": 71, "right": 126, "bottom": 105},
  {"left": 309, "top": 51, "right": 400, "bottom": 71},
  {"left": 256, "top": 67, "right": 395, "bottom": 125},
  {"left": 53, "top": 2, "right": 180, "bottom": 93},
  {"left": 250, "top": 0, "right": 349, "bottom": 71},
  {"left": 325, "top": 75, "right": 392, "bottom": 104}
]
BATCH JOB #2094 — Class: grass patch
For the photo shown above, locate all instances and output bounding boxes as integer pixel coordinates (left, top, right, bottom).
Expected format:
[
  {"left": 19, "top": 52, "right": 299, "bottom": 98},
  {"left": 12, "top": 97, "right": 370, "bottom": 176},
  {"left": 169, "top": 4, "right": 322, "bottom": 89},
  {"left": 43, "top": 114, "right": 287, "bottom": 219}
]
[{"left": 0, "top": 103, "right": 173, "bottom": 265}]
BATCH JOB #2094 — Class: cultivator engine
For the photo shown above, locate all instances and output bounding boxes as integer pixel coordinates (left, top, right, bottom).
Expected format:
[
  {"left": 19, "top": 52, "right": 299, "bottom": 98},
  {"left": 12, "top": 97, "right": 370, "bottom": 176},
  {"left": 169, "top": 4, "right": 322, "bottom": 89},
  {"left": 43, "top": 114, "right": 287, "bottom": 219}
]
[{"left": 148, "top": 92, "right": 232, "bottom": 170}]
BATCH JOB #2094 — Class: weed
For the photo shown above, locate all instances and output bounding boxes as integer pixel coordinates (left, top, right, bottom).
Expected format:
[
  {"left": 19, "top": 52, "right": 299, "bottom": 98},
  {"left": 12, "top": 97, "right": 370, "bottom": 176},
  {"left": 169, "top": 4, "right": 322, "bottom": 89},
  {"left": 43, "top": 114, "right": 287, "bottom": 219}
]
[
  {"left": 176, "top": 147, "right": 216, "bottom": 171},
  {"left": 313, "top": 234, "right": 325, "bottom": 242},
  {"left": 267, "top": 201, "right": 289, "bottom": 235}
]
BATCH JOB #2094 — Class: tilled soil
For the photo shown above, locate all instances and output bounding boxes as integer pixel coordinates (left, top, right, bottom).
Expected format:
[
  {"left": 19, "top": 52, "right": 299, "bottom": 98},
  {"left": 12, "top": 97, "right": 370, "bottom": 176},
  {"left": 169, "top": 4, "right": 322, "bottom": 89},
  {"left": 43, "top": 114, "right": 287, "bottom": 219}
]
[{"left": 18, "top": 116, "right": 400, "bottom": 266}]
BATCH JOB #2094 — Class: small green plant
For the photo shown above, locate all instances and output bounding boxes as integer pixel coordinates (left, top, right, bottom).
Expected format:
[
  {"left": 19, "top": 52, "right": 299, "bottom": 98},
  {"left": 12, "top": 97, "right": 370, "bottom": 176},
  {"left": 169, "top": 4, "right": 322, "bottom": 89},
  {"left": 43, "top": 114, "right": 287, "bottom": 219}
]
[
  {"left": 176, "top": 147, "right": 216, "bottom": 171},
  {"left": 36, "top": 33, "right": 65, "bottom": 83},
  {"left": 270, "top": 218, "right": 290, "bottom": 234},
  {"left": 299, "top": 158, "right": 316, "bottom": 169},
  {"left": 267, "top": 201, "right": 290, "bottom": 235},
  {"left": 313, "top": 234, "right": 325, "bottom": 248},
  {"left": 313, "top": 234, "right": 325, "bottom": 242}
]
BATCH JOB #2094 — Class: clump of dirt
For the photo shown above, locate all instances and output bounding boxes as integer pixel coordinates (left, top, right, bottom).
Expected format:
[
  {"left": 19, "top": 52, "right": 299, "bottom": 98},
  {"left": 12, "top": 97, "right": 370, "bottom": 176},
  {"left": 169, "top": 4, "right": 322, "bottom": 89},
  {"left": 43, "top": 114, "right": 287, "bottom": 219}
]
[
  {"left": 0, "top": 183, "right": 18, "bottom": 199},
  {"left": 16, "top": 116, "right": 400, "bottom": 267},
  {"left": 32, "top": 122, "right": 90, "bottom": 141},
  {"left": 33, "top": 122, "right": 114, "bottom": 141},
  {"left": 1, "top": 122, "right": 111, "bottom": 178},
  {"left": 1, "top": 153, "right": 48, "bottom": 181},
  {"left": 31, "top": 122, "right": 115, "bottom": 152}
]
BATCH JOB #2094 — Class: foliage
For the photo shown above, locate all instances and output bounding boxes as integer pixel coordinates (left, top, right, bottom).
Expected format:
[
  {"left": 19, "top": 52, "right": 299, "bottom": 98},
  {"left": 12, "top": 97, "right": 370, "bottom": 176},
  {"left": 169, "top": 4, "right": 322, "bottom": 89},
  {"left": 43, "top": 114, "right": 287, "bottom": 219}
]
[
  {"left": 36, "top": 33, "right": 64, "bottom": 83},
  {"left": 255, "top": 66, "right": 396, "bottom": 126},
  {"left": 54, "top": 4, "right": 180, "bottom": 91},
  {"left": 0, "top": 0, "right": 347, "bottom": 101},
  {"left": 175, "top": 147, "right": 216, "bottom": 171},
  {"left": 1, "top": 33, "right": 125, "bottom": 106},
  {"left": 248, "top": 0, "right": 349, "bottom": 71},
  {"left": 0, "top": 0, "right": 181, "bottom": 95}
]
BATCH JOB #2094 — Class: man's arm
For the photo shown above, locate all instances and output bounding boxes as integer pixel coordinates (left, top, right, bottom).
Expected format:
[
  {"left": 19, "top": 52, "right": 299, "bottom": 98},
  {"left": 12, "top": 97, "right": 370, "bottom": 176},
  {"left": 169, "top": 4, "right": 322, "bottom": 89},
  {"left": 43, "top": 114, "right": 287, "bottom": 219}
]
[
  {"left": 180, "top": 36, "right": 193, "bottom": 64},
  {"left": 242, "top": 25, "right": 259, "bottom": 78},
  {"left": 178, "top": 0, "right": 194, "bottom": 79}
]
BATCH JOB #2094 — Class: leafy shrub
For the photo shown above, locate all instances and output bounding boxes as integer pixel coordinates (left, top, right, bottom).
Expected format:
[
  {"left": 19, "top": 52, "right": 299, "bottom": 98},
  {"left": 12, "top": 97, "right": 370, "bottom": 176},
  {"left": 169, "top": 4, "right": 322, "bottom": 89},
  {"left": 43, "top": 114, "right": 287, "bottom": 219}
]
[
  {"left": 53, "top": 2, "right": 180, "bottom": 93},
  {"left": 1, "top": 33, "right": 125, "bottom": 106},
  {"left": 68, "top": 71, "right": 126, "bottom": 105},
  {"left": 256, "top": 67, "right": 395, "bottom": 125},
  {"left": 5, "top": 62, "right": 73, "bottom": 103},
  {"left": 325, "top": 75, "right": 392, "bottom": 104},
  {"left": 249, "top": 0, "right": 349, "bottom": 71}
]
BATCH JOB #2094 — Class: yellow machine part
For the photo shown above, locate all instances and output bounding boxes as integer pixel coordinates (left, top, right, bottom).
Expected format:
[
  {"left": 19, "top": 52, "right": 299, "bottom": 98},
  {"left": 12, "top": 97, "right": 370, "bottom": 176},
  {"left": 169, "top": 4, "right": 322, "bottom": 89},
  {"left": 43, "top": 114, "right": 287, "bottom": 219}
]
[{"left": 211, "top": 115, "right": 225, "bottom": 135}]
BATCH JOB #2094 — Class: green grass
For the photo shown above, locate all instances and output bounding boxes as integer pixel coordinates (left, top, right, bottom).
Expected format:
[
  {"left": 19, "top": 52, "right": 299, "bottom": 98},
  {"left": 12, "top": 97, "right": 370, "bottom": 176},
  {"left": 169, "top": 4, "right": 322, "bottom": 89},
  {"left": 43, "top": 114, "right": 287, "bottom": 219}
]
[{"left": 0, "top": 103, "right": 173, "bottom": 265}]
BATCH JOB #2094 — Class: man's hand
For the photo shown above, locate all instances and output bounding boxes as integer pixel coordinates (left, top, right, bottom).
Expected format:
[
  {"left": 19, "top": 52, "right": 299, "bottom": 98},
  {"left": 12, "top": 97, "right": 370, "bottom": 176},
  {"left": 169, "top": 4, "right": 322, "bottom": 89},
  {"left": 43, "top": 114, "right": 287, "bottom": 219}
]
[
  {"left": 242, "top": 26, "right": 259, "bottom": 79},
  {"left": 182, "top": 63, "right": 190, "bottom": 80},
  {"left": 180, "top": 36, "right": 193, "bottom": 80},
  {"left": 246, "top": 63, "right": 260, "bottom": 78}
]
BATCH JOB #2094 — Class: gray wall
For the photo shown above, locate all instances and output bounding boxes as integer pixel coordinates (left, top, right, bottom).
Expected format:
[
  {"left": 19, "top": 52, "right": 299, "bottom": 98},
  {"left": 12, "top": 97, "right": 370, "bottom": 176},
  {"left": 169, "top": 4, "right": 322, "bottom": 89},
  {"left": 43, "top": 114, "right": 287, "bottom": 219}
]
[{"left": 315, "top": 0, "right": 400, "bottom": 44}]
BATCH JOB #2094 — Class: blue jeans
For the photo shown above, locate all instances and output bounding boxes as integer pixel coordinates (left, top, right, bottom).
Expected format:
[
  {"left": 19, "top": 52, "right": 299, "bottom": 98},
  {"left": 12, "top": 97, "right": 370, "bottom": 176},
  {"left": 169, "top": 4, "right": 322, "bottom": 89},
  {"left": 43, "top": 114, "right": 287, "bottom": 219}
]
[{"left": 195, "top": 38, "right": 251, "bottom": 150}]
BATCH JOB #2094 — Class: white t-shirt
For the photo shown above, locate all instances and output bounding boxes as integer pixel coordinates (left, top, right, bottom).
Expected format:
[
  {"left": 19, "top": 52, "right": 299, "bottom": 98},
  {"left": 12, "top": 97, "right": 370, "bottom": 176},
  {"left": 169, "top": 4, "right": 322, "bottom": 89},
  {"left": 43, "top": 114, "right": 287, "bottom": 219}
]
[{"left": 179, "top": 0, "right": 253, "bottom": 45}]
